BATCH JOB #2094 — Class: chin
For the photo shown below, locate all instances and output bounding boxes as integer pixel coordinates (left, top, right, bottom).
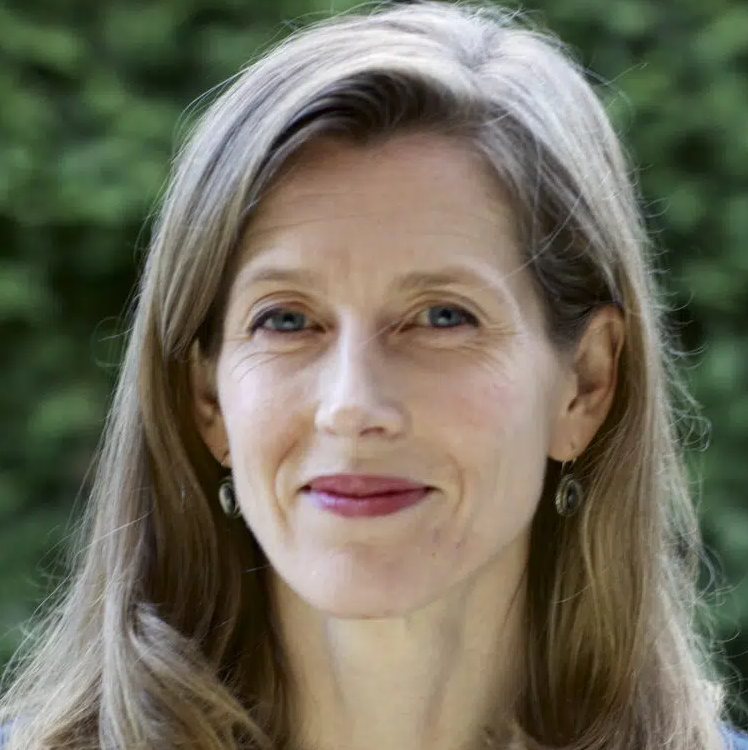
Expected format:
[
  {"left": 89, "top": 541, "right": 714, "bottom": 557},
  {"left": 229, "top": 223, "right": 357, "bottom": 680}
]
[
  {"left": 295, "top": 562, "right": 447, "bottom": 619},
  {"left": 304, "top": 589, "right": 431, "bottom": 620},
  {"left": 266, "top": 530, "right": 468, "bottom": 619}
]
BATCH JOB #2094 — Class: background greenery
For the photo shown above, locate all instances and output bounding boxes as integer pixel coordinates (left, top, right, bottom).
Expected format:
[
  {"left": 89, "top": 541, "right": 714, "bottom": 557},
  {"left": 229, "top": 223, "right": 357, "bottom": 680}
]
[{"left": 1, "top": 0, "right": 747, "bottom": 725}]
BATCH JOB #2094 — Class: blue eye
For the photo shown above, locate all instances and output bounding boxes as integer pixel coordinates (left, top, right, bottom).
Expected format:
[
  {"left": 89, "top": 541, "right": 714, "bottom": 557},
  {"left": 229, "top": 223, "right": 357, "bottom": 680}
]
[
  {"left": 251, "top": 308, "right": 309, "bottom": 333},
  {"left": 249, "top": 304, "right": 477, "bottom": 334},
  {"left": 417, "top": 305, "right": 478, "bottom": 329}
]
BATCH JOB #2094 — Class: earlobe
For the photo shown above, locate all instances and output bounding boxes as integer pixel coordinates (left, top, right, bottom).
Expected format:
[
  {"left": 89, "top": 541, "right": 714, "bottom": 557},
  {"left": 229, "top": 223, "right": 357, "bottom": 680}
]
[
  {"left": 549, "top": 305, "right": 625, "bottom": 462},
  {"left": 189, "top": 341, "right": 230, "bottom": 466}
]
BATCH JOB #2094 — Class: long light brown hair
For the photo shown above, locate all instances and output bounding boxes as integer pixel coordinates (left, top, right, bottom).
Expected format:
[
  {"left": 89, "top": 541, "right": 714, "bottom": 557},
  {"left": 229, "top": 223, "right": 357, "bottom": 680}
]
[{"left": 1, "top": 2, "right": 739, "bottom": 748}]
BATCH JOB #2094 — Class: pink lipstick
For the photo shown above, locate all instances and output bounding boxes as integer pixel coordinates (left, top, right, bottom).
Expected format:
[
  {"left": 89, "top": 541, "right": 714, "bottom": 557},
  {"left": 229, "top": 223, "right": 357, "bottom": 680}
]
[{"left": 304, "top": 474, "right": 431, "bottom": 518}]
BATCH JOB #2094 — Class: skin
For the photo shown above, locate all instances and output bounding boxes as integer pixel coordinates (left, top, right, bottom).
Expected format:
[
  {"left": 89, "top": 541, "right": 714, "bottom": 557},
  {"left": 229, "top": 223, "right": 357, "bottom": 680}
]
[{"left": 192, "top": 132, "right": 624, "bottom": 750}]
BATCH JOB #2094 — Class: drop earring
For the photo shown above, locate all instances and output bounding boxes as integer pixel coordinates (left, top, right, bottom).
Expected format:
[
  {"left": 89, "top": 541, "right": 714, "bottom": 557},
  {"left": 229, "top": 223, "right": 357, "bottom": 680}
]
[
  {"left": 218, "top": 474, "right": 242, "bottom": 519},
  {"left": 554, "top": 457, "right": 584, "bottom": 517}
]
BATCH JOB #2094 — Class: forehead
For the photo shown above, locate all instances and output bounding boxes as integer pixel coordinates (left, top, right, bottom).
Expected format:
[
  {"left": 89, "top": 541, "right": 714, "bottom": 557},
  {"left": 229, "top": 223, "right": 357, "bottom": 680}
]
[
  {"left": 238, "top": 132, "right": 529, "bottom": 292},
  {"left": 253, "top": 132, "right": 513, "bottom": 228}
]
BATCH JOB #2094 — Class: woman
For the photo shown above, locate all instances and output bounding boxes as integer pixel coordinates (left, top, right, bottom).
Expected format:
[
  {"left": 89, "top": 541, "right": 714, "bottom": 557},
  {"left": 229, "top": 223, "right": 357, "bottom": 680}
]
[{"left": 1, "top": 1, "right": 746, "bottom": 748}]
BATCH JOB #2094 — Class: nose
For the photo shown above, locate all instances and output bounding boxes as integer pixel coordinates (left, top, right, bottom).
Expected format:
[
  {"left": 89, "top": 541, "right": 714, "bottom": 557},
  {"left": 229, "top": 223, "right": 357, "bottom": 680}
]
[{"left": 314, "top": 331, "right": 409, "bottom": 440}]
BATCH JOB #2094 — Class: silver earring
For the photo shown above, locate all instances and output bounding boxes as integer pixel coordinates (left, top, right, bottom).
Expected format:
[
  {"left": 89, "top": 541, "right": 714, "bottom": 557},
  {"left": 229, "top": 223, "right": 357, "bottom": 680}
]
[
  {"left": 218, "top": 475, "right": 242, "bottom": 519},
  {"left": 555, "top": 459, "right": 584, "bottom": 517}
]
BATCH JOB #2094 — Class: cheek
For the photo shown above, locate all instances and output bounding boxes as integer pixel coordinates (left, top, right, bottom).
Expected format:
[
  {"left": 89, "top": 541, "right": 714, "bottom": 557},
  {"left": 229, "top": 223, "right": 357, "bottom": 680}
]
[
  {"left": 217, "top": 354, "right": 311, "bottom": 537},
  {"left": 450, "top": 373, "right": 516, "bottom": 429},
  {"left": 438, "top": 346, "right": 557, "bottom": 500},
  {"left": 218, "top": 351, "right": 308, "bottom": 462},
  {"left": 439, "top": 351, "right": 550, "bottom": 440}
]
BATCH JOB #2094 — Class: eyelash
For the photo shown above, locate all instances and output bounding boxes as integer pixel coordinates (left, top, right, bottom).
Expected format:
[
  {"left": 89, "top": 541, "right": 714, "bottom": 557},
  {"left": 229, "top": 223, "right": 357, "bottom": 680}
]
[{"left": 248, "top": 303, "right": 480, "bottom": 335}]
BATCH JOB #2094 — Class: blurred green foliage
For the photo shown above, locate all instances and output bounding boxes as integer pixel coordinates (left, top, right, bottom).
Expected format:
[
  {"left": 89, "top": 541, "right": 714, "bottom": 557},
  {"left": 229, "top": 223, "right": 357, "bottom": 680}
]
[{"left": 1, "top": 0, "right": 747, "bottom": 718}]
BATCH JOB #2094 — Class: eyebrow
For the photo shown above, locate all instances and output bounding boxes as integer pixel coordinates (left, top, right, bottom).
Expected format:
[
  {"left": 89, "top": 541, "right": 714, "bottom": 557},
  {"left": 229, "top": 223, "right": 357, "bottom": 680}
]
[
  {"left": 238, "top": 267, "right": 321, "bottom": 288},
  {"left": 237, "top": 265, "right": 507, "bottom": 296},
  {"left": 395, "top": 267, "right": 505, "bottom": 294}
]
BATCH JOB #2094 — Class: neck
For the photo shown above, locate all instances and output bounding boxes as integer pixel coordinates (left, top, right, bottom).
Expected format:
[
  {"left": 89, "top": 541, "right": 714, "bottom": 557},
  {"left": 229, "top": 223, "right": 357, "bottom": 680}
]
[{"left": 270, "top": 537, "right": 529, "bottom": 750}]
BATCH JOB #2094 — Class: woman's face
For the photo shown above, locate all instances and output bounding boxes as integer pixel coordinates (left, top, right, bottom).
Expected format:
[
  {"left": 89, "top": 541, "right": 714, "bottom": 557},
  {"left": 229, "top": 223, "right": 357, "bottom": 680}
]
[{"left": 196, "top": 132, "right": 574, "bottom": 617}]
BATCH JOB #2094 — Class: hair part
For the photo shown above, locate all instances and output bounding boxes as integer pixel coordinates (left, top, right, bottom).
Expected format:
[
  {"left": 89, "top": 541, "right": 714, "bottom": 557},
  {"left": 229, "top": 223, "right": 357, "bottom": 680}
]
[{"left": 1, "top": 2, "right": 736, "bottom": 748}]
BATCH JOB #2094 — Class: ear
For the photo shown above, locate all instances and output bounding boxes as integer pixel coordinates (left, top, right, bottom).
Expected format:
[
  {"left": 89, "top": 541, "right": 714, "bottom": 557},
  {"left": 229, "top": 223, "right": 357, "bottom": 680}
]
[
  {"left": 549, "top": 305, "right": 625, "bottom": 462},
  {"left": 189, "top": 341, "right": 231, "bottom": 468}
]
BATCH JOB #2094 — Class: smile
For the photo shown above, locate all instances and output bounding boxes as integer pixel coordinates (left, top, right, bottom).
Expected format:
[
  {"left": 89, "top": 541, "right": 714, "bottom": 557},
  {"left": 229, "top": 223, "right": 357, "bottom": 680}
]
[{"left": 302, "top": 474, "right": 433, "bottom": 517}]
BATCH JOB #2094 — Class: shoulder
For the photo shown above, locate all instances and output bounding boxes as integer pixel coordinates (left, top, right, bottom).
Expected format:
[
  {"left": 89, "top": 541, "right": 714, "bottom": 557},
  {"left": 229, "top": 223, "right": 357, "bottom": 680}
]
[
  {"left": 0, "top": 721, "right": 12, "bottom": 749},
  {"left": 723, "top": 724, "right": 748, "bottom": 749},
  {"left": 0, "top": 720, "right": 18, "bottom": 749}
]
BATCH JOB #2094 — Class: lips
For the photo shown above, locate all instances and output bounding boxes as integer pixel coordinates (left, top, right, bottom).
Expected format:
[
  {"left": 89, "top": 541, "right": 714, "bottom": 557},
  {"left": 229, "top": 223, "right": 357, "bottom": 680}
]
[
  {"left": 303, "top": 474, "right": 432, "bottom": 518},
  {"left": 306, "top": 474, "right": 429, "bottom": 496}
]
